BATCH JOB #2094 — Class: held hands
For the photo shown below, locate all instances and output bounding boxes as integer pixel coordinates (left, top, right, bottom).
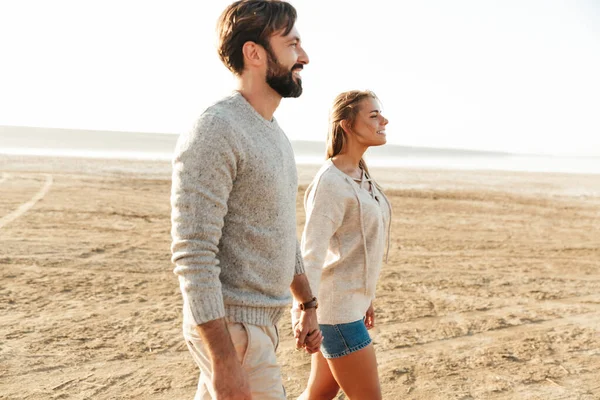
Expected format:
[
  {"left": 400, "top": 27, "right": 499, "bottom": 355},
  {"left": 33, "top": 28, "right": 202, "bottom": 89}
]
[
  {"left": 291, "top": 307, "right": 323, "bottom": 354},
  {"left": 365, "top": 302, "right": 375, "bottom": 330}
]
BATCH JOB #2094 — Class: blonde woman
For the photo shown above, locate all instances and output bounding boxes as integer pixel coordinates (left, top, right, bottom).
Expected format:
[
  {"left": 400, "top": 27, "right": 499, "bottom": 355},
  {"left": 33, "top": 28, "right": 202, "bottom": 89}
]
[{"left": 293, "top": 90, "right": 392, "bottom": 399}]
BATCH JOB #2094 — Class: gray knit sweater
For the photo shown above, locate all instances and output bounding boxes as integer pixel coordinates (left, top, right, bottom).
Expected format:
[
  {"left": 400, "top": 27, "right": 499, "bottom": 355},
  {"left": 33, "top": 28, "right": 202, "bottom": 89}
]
[{"left": 171, "top": 91, "right": 304, "bottom": 327}]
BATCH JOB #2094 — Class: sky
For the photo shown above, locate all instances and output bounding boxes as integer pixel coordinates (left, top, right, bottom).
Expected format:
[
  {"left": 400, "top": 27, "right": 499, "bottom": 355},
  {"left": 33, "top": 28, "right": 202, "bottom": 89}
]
[{"left": 1, "top": 0, "right": 599, "bottom": 156}]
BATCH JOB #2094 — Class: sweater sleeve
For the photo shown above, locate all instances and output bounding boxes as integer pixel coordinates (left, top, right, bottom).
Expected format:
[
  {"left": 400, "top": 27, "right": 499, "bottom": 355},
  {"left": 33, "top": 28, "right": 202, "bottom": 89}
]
[
  {"left": 301, "top": 174, "right": 345, "bottom": 299},
  {"left": 294, "top": 240, "right": 305, "bottom": 275},
  {"left": 170, "top": 114, "right": 239, "bottom": 325}
]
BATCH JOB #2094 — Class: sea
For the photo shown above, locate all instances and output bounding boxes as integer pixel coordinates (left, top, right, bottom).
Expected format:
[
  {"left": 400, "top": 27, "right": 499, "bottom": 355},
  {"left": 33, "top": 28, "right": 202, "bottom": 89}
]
[{"left": 1, "top": 125, "right": 598, "bottom": 175}]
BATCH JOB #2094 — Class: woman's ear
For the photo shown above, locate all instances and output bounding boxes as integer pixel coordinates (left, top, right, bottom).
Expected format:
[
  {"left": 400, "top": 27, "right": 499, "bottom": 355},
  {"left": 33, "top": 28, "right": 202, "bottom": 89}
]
[{"left": 340, "top": 120, "right": 352, "bottom": 134}]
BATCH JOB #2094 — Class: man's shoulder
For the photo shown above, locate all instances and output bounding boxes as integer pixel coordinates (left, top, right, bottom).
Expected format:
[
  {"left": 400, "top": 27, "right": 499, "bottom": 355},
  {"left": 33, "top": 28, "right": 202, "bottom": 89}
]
[
  {"left": 185, "top": 94, "right": 246, "bottom": 142},
  {"left": 198, "top": 94, "right": 234, "bottom": 122},
  {"left": 174, "top": 94, "right": 243, "bottom": 153},
  {"left": 199, "top": 92, "right": 249, "bottom": 127}
]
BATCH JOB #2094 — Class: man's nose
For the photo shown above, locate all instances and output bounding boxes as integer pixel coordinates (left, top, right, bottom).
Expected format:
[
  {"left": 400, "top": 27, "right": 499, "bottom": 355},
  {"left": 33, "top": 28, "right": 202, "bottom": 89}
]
[{"left": 298, "top": 47, "right": 309, "bottom": 65}]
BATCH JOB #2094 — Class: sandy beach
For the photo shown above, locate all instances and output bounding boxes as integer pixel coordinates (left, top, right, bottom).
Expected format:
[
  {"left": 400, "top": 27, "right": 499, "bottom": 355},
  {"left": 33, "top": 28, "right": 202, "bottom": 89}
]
[{"left": 1, "top": 154, "right": 599, "bottom": 399}]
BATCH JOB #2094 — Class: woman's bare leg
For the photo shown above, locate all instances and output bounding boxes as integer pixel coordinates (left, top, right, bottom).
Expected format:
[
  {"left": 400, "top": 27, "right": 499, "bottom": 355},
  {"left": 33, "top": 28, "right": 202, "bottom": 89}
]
[
  {"left": 326, "top": 343, "right": 381, "bottom": 400},
  {"left": 298, "top": 352, "right": 340, "bottom": 400}
]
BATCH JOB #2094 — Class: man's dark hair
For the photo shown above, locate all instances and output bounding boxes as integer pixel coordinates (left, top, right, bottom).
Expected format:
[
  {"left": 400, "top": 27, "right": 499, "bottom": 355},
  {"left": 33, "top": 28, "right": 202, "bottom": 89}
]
[{"left": 217, "top": 0, "right": 297, "bottom": 75}]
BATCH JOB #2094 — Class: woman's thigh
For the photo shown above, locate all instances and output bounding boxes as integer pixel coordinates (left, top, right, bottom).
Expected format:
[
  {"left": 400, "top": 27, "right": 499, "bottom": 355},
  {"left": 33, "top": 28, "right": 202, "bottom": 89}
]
[
  {"left": 327, "top": 343, "right": 381, "bottom": 400},
  {"left": 300, "top": 352, "right": 340, "bottom": 400}
]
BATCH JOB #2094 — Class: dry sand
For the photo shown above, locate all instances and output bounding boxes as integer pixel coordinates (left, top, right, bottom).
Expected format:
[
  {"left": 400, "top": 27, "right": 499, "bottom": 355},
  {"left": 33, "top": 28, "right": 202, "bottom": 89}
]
[{"left": 1, "top": 155, "right": 599, "bottom": 399}]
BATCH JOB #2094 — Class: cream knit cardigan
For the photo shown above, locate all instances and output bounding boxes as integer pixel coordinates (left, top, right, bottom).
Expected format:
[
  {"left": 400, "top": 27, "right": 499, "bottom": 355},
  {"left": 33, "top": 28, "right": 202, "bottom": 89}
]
[{"left": 294, "top": 160, "right": 392, "bottom": 325}]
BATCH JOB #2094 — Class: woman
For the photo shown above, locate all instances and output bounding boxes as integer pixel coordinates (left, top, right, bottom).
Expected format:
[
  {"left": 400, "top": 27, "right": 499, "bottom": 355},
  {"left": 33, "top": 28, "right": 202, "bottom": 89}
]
[{"left": 293, "top": 90, "right": 392, "bottom": 399}]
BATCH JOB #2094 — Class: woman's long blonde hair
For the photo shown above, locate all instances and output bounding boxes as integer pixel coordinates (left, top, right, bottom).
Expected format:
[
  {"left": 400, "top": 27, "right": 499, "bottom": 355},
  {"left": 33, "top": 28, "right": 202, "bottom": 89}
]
[{"left": 326, "top": 89, "right": 379, "bottom": 177}]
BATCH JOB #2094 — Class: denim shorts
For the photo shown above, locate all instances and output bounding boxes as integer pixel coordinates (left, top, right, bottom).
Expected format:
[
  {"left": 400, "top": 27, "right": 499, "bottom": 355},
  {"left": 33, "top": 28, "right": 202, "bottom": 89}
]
[{"left": 319, "top": 319, "right": 372, "bottom": 359}]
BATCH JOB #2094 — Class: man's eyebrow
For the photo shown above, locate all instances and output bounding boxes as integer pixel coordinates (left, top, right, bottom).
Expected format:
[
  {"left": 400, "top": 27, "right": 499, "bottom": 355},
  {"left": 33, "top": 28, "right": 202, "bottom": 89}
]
[
  {"left": 370, "top": 109, "right": 381, "bottom": 113},
  {"left": 287, "top": 36, "right": 301, "bottom": 43}
]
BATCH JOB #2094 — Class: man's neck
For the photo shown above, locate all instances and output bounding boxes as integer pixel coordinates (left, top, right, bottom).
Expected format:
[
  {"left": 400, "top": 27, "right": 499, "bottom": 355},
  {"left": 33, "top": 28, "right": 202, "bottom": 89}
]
[{"left": 237, "top": 80, "right": 282, "bottom": 121}]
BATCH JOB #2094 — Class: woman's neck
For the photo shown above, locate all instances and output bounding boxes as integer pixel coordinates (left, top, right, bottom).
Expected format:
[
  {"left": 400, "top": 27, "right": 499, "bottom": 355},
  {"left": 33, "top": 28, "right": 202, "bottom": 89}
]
[{"left": 331, "top": 149, "right": 367, "bottom": 180}]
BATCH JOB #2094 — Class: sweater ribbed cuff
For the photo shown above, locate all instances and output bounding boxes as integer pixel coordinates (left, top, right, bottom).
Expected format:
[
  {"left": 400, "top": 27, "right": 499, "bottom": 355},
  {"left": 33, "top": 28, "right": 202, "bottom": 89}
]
[{"left": 188, "top": 290, "right": 226, "bottom": 325}]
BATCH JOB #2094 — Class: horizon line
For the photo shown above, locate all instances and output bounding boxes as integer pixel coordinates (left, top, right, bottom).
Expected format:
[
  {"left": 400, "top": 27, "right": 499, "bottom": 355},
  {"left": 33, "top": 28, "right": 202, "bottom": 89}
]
[{"left": 0, "top": 124, "right": 597, "bottom": 159}]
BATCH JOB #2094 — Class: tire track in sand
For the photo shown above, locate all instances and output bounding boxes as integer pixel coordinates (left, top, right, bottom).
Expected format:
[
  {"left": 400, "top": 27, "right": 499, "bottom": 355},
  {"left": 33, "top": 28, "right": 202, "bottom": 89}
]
[
  {"left": 377, "top": 309, "right": 600, "bottom": 368},
  {"left": 0, "top": 174, "right": 53, "bottom": 229}
]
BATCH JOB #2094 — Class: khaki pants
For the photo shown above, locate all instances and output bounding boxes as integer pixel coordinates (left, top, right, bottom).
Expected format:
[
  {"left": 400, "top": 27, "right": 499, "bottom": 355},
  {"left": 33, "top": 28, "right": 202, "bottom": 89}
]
[{"left": 184, "top": 321, "right": 286, "bottom": 400}]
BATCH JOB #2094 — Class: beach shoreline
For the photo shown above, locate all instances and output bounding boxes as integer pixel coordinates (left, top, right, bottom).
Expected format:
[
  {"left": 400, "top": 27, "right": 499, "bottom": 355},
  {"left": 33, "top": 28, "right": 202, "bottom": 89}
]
[{"left": 1, "top": 156, "right": 599, "bottom": 399}]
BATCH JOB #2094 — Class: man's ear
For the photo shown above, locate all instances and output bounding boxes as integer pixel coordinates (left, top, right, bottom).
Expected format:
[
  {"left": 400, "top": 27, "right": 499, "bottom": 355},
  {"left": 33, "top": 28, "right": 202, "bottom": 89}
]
[{"left": 242, "top": 41, "right": 266, "bottom": 68}]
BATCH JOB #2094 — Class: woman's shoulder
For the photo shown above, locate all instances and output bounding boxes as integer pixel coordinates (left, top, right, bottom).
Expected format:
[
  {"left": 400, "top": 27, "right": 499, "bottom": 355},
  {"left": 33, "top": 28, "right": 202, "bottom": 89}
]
[
  {"left": 310, "top": 161, "right": 353, "bottom": 190},
  {"left": 305, "top": 162, "right": 354, "bottom": 204}
]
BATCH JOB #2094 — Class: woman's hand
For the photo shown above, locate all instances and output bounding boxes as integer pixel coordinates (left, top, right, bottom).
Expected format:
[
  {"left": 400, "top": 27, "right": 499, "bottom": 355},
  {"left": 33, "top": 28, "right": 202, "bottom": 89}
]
[
  {"left": 365, "top": 302, "right": 375, "bottom": 330},
  {"left": 294, "top": 308, "right": 322, "bottom": 354},
  {"left": 291, "top": 307, "right": 322, "bottom": 354}
]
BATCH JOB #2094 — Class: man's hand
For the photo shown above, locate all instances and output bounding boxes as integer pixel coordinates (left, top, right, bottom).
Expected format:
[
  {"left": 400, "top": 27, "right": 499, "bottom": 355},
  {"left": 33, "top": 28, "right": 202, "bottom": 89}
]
[
  {"left": 213, "top": 358, "right": 252, "bottom": 399},
  {"left": 294, "top": 308, "right": 322, "bottom": 354},
  {"left": 195, "top": 319, "right": 252, "bottom": 399},
  {"left": 303, "top": 328, "right": 323, "bottom": 354},
  {"left": 365, "top": 302, "right": 375, "bottom": 330},
  {"left": 289, "top": 273, "right": 322, "bottom": 354}
]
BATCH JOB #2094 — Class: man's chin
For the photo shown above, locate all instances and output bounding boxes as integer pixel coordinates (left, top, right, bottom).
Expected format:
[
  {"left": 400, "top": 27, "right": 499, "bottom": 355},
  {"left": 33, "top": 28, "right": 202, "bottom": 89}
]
[
  {"left": 283, "top": 87, "right": 302, "bottom": 98},
  {"left": 276, "top": 84, "right": 303, "bottom": 98}
]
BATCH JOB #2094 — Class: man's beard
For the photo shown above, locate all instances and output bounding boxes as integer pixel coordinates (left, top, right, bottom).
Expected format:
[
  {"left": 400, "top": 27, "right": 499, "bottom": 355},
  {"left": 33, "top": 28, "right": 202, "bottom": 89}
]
[{"left": 265, "top": 49, "right": 303, "bottom": 98}]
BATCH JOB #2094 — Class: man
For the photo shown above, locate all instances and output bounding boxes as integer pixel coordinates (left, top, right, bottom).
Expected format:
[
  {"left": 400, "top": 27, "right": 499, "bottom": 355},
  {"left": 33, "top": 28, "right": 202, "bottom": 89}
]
[{"left": 170, "top": 1, "right": 322, "bottom": 399}]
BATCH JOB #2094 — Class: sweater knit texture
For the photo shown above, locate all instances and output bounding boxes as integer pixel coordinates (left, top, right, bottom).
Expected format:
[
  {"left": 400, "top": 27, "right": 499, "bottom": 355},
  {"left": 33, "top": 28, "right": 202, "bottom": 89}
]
[
  {"left": 171, "top": 91, "right": 305, "bottom": 327},
  {"left": 298, "top": 160, "right": 391, "bottom": 325}
]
